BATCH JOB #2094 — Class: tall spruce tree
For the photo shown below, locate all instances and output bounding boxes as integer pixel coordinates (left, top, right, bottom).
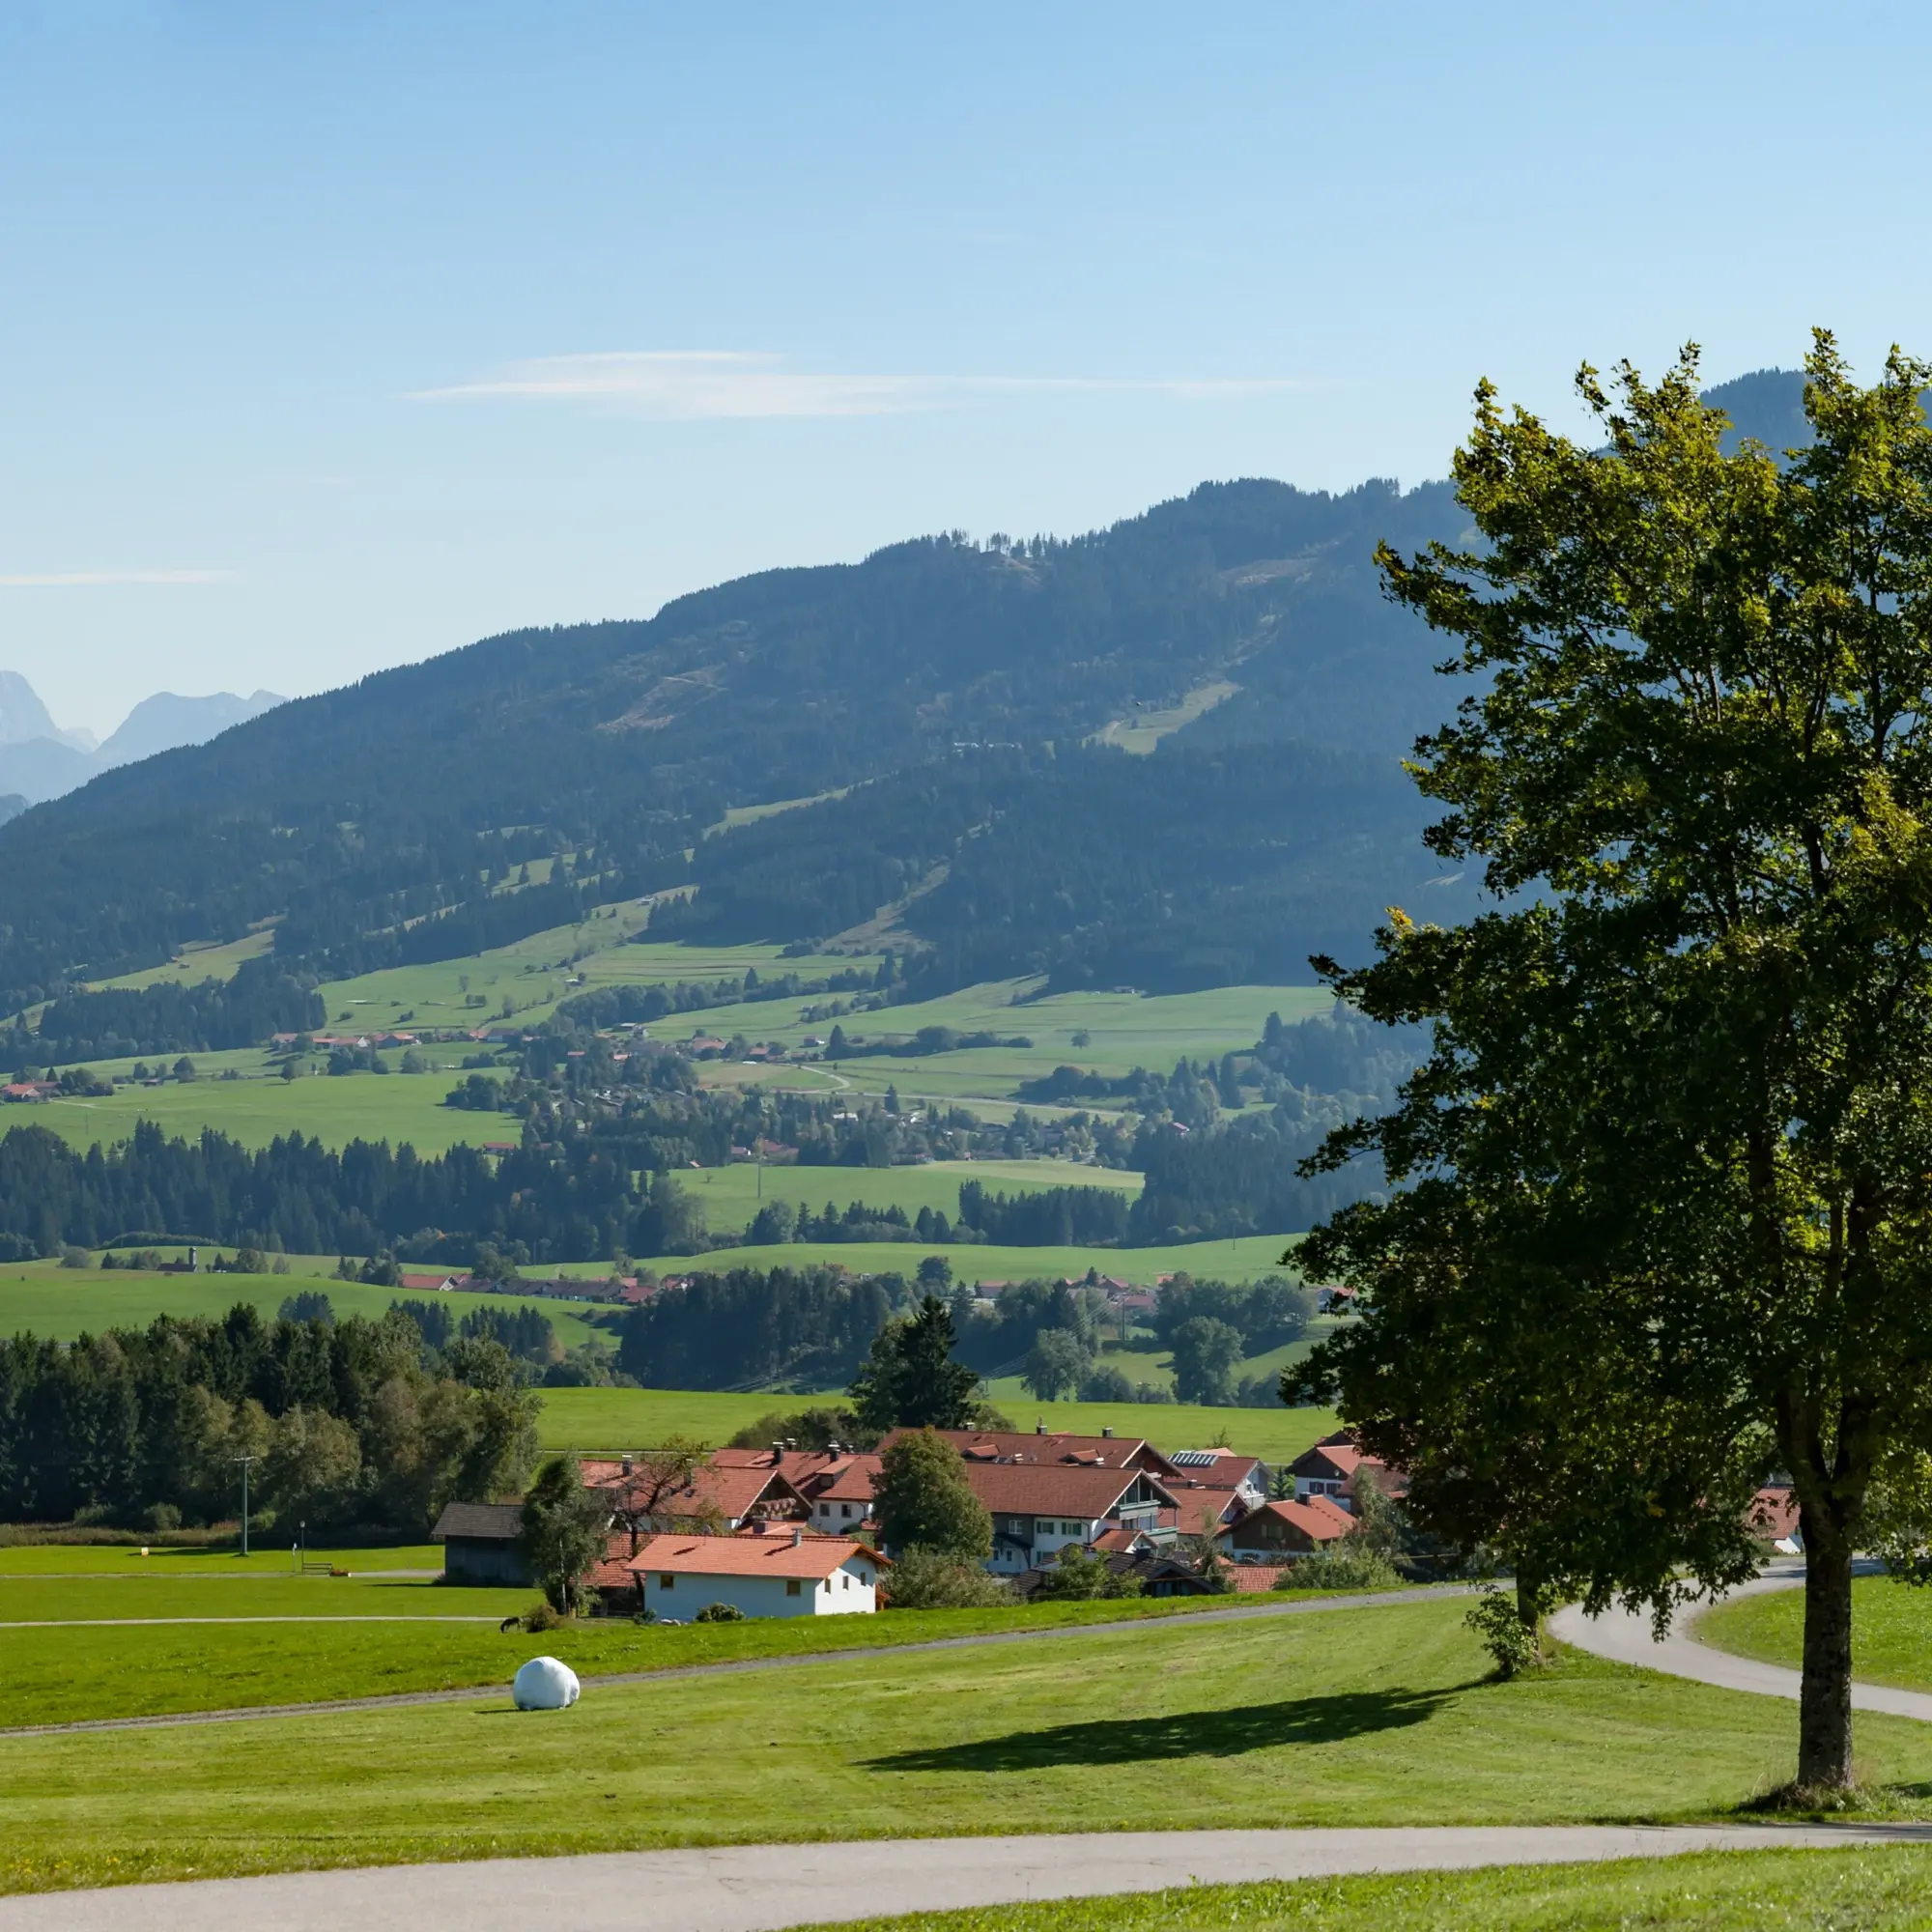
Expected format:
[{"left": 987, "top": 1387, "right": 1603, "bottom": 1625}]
[
  {"left": 848, "top": 1293, "right": 980, "bottom": 1432},
  {"left": 1289, "top": 336, "right": 1932, "bottom": 1793}
]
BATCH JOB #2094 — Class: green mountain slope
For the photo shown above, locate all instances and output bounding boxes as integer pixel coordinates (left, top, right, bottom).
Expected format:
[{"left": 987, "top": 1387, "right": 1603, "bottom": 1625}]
[{"left": 0, "top": 475, "right": 1481, "bottom": 1009}]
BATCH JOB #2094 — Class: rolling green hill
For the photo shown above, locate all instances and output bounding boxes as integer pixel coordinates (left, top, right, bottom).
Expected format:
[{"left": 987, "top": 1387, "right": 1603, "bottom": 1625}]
[{"left": 0, "top": 476, "right": 1478, "bottom": 1017}]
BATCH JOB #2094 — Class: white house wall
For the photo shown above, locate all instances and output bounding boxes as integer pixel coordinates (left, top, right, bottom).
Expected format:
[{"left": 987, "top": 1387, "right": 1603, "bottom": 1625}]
[{"left": 640, "top": 1560, "right": 877, "bottom": 1620}]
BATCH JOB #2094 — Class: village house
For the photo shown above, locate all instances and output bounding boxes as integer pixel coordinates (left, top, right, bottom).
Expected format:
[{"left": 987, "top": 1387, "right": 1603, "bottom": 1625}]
[
  {"left": 581, "top": 1455, "right": 810, "bottom": 1542},
  {"left": 966, "top": 1462, "right": 1178, "bottom": 1575},
  {"left": 884, "top": 1425, "right": 1186, "bottom": 1484},
  {"left": 1215, "top": 1494, "right": 1357, "bottom": 1563},
  {"left": 629, "top": 1527, "right": 886, "bottom": 1619},
  {"left": 1158, "top": 1448, "right": 1270, "bottom": 1538},
  {"left": 397, "top": 1268, "right": 464, "bottom": 1294},
  {"left": 1287, "top": 1432, "right": 1404, "bottom": 1512},
  {"left": 712, "top": 1444, "right": 883, "bottom": 1532}
]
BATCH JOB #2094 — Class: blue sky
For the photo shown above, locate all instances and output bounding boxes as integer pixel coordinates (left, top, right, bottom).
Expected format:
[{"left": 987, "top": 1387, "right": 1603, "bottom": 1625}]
[{"left": 4, "top": 1, "right": 1931, "bottom": 732}]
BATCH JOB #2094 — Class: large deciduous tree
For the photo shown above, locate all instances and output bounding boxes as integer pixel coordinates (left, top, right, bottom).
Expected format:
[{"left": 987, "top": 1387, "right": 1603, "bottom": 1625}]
[
  {"left": 1288, "top": 336, "right": 1932, "bottom": 1792},
  {"left": 871, "top": 1428, "right": 993, "bottom": 1562}
]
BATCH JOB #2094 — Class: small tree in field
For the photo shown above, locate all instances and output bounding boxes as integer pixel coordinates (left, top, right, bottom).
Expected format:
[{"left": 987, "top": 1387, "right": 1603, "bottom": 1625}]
[
  {"left": 1289, "top": 337, "right": 1932, "bottom": 1794},
  {"left": 517, "top": 1454, "right": 608, "bottom": 1614},
  {"left": 872, "top": 1428, "right": 992, "bottom": 1562}
]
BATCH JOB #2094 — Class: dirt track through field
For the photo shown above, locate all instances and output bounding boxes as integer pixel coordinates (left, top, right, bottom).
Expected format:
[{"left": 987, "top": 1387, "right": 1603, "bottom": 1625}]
[
  {"left": 0, "top": 1584, "right": 1480, "bottom": 1740},
  {"left": 6, "top": 1825, "right": 1932, "bottom": 1932}
]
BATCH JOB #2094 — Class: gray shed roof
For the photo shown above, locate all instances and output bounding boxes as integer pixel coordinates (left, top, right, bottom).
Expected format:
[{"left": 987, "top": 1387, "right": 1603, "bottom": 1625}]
[{"left": 431, "top": 1501, "right": 524, "bottom": 1543}]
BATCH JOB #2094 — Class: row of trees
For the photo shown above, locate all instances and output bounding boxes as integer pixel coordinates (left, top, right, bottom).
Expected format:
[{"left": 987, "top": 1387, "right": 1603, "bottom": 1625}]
[{"left": 0, "top": 1302, "right": 538, "bottom": 1528}]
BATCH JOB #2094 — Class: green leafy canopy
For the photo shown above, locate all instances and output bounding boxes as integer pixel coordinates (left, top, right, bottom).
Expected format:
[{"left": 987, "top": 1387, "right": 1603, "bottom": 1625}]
[{"left": 1285, "top": 334, "right": 1932, "bottom": 1787}]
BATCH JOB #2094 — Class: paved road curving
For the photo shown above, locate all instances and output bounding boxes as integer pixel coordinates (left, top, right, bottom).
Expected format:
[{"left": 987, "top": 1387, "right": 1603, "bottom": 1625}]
[
  {"left": 1549, "top": 1561, "right": 1932, "bottom": 1723},
  {"left": 5, "top": 1825, "right": 1932, "bottom": 1932}
]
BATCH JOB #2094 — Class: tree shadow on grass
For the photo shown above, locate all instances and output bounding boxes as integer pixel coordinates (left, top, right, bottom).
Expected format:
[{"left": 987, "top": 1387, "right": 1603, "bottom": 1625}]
[{"left": 866, "top": 1684, "right": 1478, "bottom": 1775}]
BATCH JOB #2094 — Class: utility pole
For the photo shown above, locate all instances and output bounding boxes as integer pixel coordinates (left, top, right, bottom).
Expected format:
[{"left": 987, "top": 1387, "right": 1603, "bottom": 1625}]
[{"left": 233, "top": 1454, "right": 257, "bottom": 1558}]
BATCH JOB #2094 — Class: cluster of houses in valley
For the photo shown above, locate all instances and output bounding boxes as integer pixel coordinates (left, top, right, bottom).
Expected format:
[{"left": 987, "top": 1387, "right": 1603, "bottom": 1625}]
[{"left": 431, "top": 1424, "right": 1401, "bottom": 1620}]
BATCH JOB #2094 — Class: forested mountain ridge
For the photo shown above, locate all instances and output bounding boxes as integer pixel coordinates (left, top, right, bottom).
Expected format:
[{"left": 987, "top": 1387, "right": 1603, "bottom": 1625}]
[
  {"left": 0, "top": 475, "right": 1478, "bottom": 1006},
  {"left": 0, "top": 370, "right": 1807, "bottom": 1009}
]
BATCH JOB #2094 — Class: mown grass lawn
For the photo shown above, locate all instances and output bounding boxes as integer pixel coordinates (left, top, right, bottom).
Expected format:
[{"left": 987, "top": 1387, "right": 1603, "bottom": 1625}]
[
  {"left": 4, "top": 1595, "right": 1931, "bottom": 1897},
  {"left": 0, "top": 1542, "right": 441, "bottom": 1577},
  {"left": 0, "top": 1266, "right": 606, "bottom": 1350},
  {"left": 629, "top": 1233, "right": 1299, "bottom": 1286},
  {"left": 807, "top": 1849, "right": 1932, "bottom": 1932},
  {"left": 533, "top": 1383, "right": 1339, "bottom": 1463},
  {"left": 1696, "top": 1577, "right": 1932, "bottom": 1694},
  {"left": 0, "top": 1584, "right": 1362, "bottom": 1727}
]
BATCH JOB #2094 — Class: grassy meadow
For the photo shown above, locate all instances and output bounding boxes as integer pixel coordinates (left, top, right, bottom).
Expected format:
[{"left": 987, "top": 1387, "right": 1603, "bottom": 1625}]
[
  {"left": 628, "top": 1232, "right": 1295, "bottom": 1285},
  {"left": 808, "top": 1851, "right": 1932, "bottom": 1932},
  {"left": 6, "top": 1593, "right": 1932, "bottom": 1895},
  {"left": 0, "top": 1577, "right": 1293, "bottom": 1728},
  {"left": 532, "top": 1382, "right": 1339, "bottom": 1462},
  {"left": 677, "top": 1156, "right": 1142, "bottom": 1230},
  {"left": 28, "top": 1065, "right": 521, "bottom": 1154},
  {"left": 1696, "top": 1578, "right": 1932, "bottom": 1693},
  {"left": 0, "top": 1265, "right": 609, "bottom": 1351}
]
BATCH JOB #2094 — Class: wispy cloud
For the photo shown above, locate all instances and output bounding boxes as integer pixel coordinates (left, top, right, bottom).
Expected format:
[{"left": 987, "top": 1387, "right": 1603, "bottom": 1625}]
[
  {"left": 0, "top": 569, "right": 239, "bottom": 588},
  {"left": 413, "top": 352, "right": 1300, "bottom": 420}
]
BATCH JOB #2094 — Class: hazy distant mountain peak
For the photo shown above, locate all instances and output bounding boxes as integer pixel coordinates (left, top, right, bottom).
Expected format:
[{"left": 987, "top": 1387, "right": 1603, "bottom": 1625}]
[
  {"left": 0, "top": 673, "right": 288, "bottom": 804},
  {"left": 99, "top": 689, "right": 286, "bottom": 768},
  {"left": 0, "top": 670, "right": 68, "bottom": 749}
]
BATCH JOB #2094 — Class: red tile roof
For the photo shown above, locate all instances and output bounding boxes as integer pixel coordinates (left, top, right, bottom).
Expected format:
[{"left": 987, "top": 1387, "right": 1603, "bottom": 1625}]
[
  {"left": 1229, "top": 1564, "right": 1294, "bottom": 1593},
  {"left": 1229, "top": 1497, "right": 1357, "bottom": 1546},
  {"left": 882, "top": 1428, "right": 1179, "bottom": 1479},
  {"left": 582, "top": 1461, "right": 807, "bottom": 1525},
  {"left": 629, "top": 1534, "right": 887, "bottom": 1580},
  {"left": 958, "top": 1463, "right": 1174, "bottom": 1518}
]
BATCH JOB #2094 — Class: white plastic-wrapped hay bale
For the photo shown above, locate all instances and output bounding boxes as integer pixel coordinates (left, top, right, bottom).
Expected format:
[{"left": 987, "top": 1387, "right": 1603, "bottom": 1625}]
[{"left": 512, "top": 1655, "right": 581, "bottom": 1710}]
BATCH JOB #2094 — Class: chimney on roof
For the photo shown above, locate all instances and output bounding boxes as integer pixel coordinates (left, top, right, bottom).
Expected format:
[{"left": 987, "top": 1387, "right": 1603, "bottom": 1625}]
[
  {"left": 1101, "top": 1427, "right": 1114, "bottom": 1439},
  {"left": 1036, "top": 1419, "right": 1045, "bottom": 1435},
  {"left": 621, "top": 1454, "right": 634, "bottom": 1476},
  {"left": 770, "top": 1441, "right": 784, "bottom": 1462},
  {"left": 792, "top": 1525, "right": 805, "bottom": 1547}
]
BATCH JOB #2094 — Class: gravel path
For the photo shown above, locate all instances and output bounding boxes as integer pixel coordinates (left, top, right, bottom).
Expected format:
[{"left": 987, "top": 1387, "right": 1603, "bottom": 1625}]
[
  {"left": 1549, "top": 1561, "right": 1932, "bottom": 1723},
  {"left": 0, "top": 1583, "right": 1480, "bottom": 1741},
  {"left": 4, "top": 1824, "right": 1928, "bottom": 1932}
]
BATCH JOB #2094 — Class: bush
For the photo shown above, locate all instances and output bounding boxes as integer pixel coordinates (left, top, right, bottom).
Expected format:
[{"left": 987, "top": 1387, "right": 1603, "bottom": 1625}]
[
  {"left": 1465, "top": 1585, "right": 1543, "bottom": 1678},
  {"left": 1279, "top": 1544, "right": 1401, "bottom": 1591},
  {"left": 142, "top": 1502, "right": 183, "bottom": 1532},
  {"left": 1033, "top": 1544, "right": 1143, "bottom": 1601},
  {"left": 1078, "top": 1364, "right": 1136, "bottom": 1403},
  {"left": 59, "top": 1244, "right": 92, "bottom": 1269},
  {"left": 883, "top": 1548, "right": 1016, "bottom": 1609},
  {"left": 520, "top": 1601, "right": 566, "bottom": 1633},
  {"left": 694, "top": 1602, "right": 746, "bottom": 1623}
]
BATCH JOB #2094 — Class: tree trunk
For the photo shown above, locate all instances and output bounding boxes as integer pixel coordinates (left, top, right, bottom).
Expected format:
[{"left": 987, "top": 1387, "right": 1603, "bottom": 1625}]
[{"left": 1797, "top": 1521, "right": 1855, "bottom": 1790}]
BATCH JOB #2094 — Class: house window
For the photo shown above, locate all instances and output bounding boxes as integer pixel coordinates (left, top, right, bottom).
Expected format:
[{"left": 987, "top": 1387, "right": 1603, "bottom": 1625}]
[
  {"left": 841, "top": 1503, "right": 853, "bottom": 1518},
  {"left": 659, "top": 1575, "right": 675, "bottom": 1589},
  {"left": 842, "top": 1573, "right": 851, "bottom": 1589},
  {"left": 785, "top": 1579, "right": 802, "bottom": 1597}
]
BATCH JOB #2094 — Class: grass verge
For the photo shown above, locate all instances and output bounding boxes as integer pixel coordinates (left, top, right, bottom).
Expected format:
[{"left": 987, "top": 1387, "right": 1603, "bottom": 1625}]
[
  {"left": 6, "top": 1597, "right": 1932, "bottom": 1896},
  {"left": 0, "top": 1587, "right": 1360, "bottom": 1728},
  {"left": 1696, "top": 1577, "right": 1932, "bottom": 1695},
  {"left": 801, "top": 1848, "right": 1932, "bottom": 1932}
]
